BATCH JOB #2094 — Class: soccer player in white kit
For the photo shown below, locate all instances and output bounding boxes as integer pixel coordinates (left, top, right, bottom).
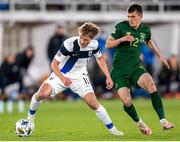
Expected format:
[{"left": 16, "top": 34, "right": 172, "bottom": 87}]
[{"left": 27, "top": 22, "right": 124, "bottom": 136}]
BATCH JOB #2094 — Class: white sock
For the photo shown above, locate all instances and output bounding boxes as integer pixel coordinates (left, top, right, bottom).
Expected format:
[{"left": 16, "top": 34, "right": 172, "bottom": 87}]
[
  {"left": 7, "top": 100, "right": 13, "bottom": 113},
  {"left": 0, "top": 100, "right": 4, "bottom": 113},
  {"left": 18, "top": 100, "right": 24, "bottom": 113},
  {"left": 28, "top": 94, "right": 42, "bottom": 117},
  {"left": 95, "top": 104, "right": 113, "bottom": 129},
  {"left": 136, "top": 118, "right": 143, "bottom": 125},
  {"left": 160, "top": 118, "right": 166, "bottom": 124}
]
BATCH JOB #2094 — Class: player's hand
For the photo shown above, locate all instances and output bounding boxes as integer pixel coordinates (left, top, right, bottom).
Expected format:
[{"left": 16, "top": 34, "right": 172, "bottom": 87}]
[
  {"left": 159, "top": 55, "right": 170, "bottom": 69},
  {"left": 120, "top": 35, "right": 135, "bottom": 42},
  {"left": 61, "top": 76, "right": 72, "bottom": 87},
  {"left": 106, "top": 77, "right": 114, "bottom": 89}
]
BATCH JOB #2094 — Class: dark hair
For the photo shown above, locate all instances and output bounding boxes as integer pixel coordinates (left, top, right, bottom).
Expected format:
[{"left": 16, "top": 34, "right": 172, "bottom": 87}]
[{"left": 128, "top": 4, "right": 143, "bottom": 14}]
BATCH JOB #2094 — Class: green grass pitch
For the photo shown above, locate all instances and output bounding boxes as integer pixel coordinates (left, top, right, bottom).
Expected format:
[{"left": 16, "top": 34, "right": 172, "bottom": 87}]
[{"left": 0, "top": 99, "right": 179, "bottom": 141}]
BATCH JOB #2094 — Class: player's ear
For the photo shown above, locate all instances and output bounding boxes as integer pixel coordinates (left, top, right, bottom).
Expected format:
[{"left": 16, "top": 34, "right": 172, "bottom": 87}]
[{"left": 139, "top": 13, "right": 143, "bottom": 19}]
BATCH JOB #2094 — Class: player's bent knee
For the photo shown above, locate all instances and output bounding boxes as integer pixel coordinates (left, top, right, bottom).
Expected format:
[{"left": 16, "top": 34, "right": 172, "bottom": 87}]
[
  {"left": 38, "top": 84, "right": 52, "bottom": 99},
  {"left": 35, "top": 91, "right": 47, "bottom": 100},
  {"left": 123, "top": 100, "right": 132, "bottom": 107},
  {"left": 89, "top": 103, "right": 99, "bottom": 110},
  {"left": 121, "top": 95, "right": 132, "bottom": 107},
  {"left": 84, "top": 92, "right": 99, "bottom": 110},
  {"left": 87, "top": 99, "right": 99, "bottom": 110},
  {"left": 147, "top": 83, "right": 157, "bottom": 93}
]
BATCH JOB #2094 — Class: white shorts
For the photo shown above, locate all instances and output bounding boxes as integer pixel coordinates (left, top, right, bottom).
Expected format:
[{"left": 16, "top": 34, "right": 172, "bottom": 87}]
[{"left": 43, "top": 73, "right": 94, "bottom": 98}]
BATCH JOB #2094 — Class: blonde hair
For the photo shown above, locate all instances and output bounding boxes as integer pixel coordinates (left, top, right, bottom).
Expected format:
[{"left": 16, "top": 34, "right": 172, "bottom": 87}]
[{"left": 78, "top": 22, "right": 100, "bottom": 39}]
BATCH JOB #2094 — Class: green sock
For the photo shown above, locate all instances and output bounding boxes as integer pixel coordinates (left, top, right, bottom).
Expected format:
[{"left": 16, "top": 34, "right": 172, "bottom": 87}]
[
  {"left": 150, "top": 91, "right": 165, "bottom": 119},
  {"left": 123, "top": 104, "right": 140, "bottom": 122}
]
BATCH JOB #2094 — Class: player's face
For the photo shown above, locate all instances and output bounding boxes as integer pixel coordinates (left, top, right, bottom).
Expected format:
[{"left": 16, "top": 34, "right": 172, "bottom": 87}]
[
  {"left": 128, "top": 11, "right": 142, "bottom": 29},
  {"left": 79, "top": 35, "right": 91, "bottom": 48}
]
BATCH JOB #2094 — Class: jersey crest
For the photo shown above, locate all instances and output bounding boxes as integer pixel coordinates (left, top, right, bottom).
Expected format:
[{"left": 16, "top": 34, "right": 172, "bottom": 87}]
[
  {"left": 88, "top": 51, "right": 93, "bottom": 57},
  {"left": 140, "top": 32, "right": 145, "bottom": 42},
  {"left": 126, "top": 32, "right": 131, "bottom": 35}
]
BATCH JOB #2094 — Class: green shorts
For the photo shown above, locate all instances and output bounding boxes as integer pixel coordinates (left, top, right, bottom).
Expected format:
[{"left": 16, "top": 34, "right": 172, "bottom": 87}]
[{"left": 111, "top": 65, "right": 147, "bottom": 91}]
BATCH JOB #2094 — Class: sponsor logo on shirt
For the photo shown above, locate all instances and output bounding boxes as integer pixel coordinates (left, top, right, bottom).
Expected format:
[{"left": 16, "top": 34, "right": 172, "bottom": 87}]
[{"left": 72, "top": 53, "right": 79, "bottom": 56}]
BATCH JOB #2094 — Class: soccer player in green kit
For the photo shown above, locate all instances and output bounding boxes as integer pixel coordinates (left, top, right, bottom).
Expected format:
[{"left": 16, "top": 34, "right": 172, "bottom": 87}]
[{"left": 106, "top": 4, "right": 174, "bottom": 135}]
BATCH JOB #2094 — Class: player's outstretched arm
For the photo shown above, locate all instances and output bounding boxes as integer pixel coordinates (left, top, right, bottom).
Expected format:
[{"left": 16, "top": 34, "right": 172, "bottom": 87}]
[
  {"left": 106, "top": 35, "right": 135, "bottom": 48},
  {"left": 96, "top": 56, "right": 114, "bottom": 89},
  {"left": 105, "top": 36, "right": 121, "bottom": 48},
  {"left": 147, "top": 40, "right": 170, "bottom": 69}
]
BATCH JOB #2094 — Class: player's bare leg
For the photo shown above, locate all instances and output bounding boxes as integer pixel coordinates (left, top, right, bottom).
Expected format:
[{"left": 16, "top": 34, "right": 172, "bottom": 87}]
[
  {"left": 27, "top": 83, "right": 53, "bottom": 132},
  {"left": 138, "top": 73, "right": 174, "bottom": 130},
  {"left": 84, "top": 92, "right": 124, "bottom": 136},
  {"left": 117, "top": 87, "right": 152, "bottom": 135}
]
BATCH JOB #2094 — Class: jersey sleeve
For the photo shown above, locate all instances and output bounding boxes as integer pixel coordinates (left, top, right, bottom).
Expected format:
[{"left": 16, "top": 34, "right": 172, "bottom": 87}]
[
  {"left": 94, "top": 48, "right": 102, "bottom": 59},
  {"left": 54, "top": 49, "right": 67, "bottom": 62},
  {"left": 93, "top": 41, "right": 102, "bottom": 59},
  {"left": 111, "top": 24, "right": 121, "bottom": 39},
  {"left": 54, "top": 39, "right": 72, "bottom": 62}
]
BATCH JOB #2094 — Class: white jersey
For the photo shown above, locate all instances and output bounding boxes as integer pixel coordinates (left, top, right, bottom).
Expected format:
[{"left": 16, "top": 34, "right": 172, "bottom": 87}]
[
  {"left": 44, "top": 36, "right": 102, "bottom": 98},
  {"left": 54, "top": 36, "right": 102, "bottom": 77}
]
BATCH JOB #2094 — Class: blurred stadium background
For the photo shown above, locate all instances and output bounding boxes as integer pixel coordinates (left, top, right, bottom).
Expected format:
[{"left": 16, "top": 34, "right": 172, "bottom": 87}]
[
  {"left": 0, "top": 0, "right": 180, "bottom": 140},
  {"left": 0, "top": 0, "right": 179, "bottom": 99}
]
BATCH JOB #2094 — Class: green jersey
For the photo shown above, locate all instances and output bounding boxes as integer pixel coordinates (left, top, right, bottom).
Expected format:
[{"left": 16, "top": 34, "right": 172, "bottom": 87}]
[{"left": 111, "top": 21, "right": 151, "bottom": 75}]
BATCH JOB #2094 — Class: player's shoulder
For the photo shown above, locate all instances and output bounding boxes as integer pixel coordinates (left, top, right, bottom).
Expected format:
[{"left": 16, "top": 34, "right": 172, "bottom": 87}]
[
  {"left": 114, "top": 20, "right": 128, "bottom": 28},
  {"left": 141, "top": 23, "right": 151, "bottom": 31},
  {"left": 63, "top": 36, "right": 78, "bottom": 51},
  {"left": 89, "top": 39, "right": 99, "bottom": 49}
]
